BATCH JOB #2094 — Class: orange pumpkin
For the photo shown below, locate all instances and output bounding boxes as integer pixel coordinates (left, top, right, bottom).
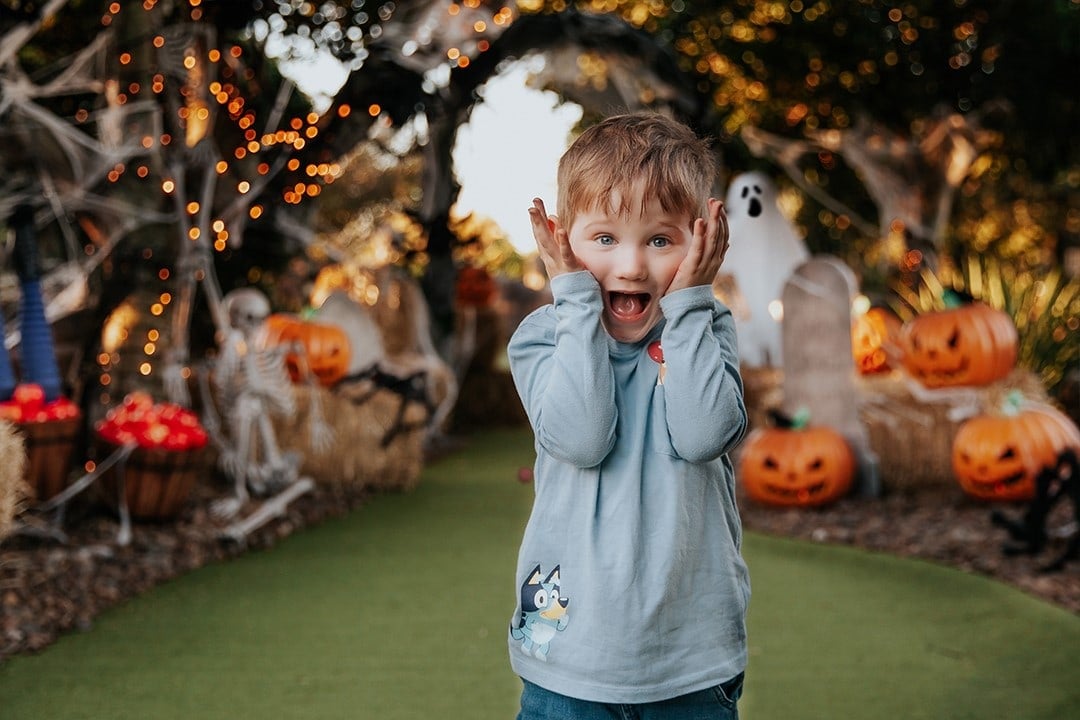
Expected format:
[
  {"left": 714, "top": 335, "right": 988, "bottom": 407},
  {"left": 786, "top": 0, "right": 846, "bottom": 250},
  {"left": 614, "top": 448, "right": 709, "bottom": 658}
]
[
  {"left": 899, "top": 301, "right": 1017, "bottom": 388},
  {"left": 261, "top": 313, "right": 351, "bottom": 387},
  {"left": 952, "top": 393, "right": 1080, "bottom": 502},
  {"left": 852, "top": 307, "right": 901, "bottom": 375},
  {"left": 739, "top": 410, "right": 855, "bottom": 507}
]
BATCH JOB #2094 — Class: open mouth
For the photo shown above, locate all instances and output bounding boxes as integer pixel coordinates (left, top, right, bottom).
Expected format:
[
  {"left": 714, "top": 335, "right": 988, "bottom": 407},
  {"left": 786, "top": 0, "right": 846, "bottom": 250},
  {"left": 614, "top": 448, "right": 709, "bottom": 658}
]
[{"left": 608, "top": 291, "right": 651, "bottom": 320}]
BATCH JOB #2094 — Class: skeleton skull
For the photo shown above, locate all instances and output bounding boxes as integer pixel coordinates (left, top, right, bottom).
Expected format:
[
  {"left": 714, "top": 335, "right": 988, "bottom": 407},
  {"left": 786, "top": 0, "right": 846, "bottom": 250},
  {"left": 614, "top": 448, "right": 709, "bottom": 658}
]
[{"left": 223, "top": 288, "right": 271, "bottom": 336}]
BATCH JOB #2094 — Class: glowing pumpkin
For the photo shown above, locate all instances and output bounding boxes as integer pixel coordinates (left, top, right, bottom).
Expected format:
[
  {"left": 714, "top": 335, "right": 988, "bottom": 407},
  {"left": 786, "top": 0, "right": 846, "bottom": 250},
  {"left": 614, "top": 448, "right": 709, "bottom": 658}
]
[
  {"left": 262, "top": 313, "right": 351, "bottom": 387},
  {"left": 899, "top": 301, "right": 1017, "bottom": 388},
  {"left": 739, "top": 409, "right": 855, "bottom": 507},
  {"left": 852, "top": 307, "right": 901, "bottom": 375},
  {"left": 952, "top": 392, "right": 1080, "bottom": 502}
]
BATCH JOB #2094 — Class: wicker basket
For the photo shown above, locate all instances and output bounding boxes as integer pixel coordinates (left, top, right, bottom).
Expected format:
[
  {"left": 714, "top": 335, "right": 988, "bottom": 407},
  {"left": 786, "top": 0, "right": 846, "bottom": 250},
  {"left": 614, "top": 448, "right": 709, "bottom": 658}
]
[
  {"left": 16, "top": 414, "right": 81, "bottom": 502},
  {"left": 97, "top": 441, "right": 207, "bottom": 519}
]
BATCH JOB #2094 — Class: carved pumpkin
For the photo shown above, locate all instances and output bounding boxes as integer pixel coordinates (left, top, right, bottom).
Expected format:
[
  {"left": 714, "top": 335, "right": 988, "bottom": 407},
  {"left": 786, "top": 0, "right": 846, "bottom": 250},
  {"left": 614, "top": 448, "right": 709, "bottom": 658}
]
[
  {"left": 899, "top": 301, "right": 1017, "bottom": 388},
  {"left": 952, "top": 392, "right": 1080, "bottom": 502},
  {"left": 739, "top": 409, "right": 855, "bottom": 507},
  {"left": 261, "top": 313, "right": 351, "bottom": 387},
  {"left": 852, "top": 306, "right": 901, "bottom": 375}
]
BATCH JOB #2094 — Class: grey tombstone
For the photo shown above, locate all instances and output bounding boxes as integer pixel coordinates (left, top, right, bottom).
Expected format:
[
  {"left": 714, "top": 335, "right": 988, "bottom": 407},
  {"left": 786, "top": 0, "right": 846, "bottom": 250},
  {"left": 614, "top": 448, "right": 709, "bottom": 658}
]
[{"left": 781, "top": 256, "right": 881, "bottom": 497}]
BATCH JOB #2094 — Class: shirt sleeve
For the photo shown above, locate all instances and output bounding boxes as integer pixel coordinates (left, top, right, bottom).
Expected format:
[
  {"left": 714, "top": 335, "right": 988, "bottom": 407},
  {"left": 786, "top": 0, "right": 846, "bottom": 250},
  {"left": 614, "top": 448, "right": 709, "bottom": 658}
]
[
  {"left": 657, "top": 285, "right": 748, "bottom": 462},
  {"left": 508, "top": 271, "right": 617, "bottom": 468}
]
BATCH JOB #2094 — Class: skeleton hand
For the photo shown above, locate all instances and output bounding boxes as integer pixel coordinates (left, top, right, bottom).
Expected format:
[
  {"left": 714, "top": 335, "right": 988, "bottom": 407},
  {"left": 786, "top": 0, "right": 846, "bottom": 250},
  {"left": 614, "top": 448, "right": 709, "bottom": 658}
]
[{"left": 308, "top": 413, "right": 333, "bottom": 453}]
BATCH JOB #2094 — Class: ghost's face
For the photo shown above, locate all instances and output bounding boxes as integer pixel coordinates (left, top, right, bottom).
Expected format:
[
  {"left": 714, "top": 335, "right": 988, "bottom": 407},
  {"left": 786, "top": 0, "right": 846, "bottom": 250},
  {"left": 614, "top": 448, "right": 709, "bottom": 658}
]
[{"left": 724, "top": 172, "right": 777, "bottom": 221}]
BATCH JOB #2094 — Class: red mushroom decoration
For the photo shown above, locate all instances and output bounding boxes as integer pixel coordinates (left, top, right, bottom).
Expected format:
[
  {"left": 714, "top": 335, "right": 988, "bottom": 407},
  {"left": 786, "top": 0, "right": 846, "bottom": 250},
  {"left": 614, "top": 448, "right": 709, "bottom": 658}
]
[
  {"left": 95, "top": 392, "right": 209, "bottom": 518},
  {"left": 739, "top": 408, "right": 856, "bottom": 507}
]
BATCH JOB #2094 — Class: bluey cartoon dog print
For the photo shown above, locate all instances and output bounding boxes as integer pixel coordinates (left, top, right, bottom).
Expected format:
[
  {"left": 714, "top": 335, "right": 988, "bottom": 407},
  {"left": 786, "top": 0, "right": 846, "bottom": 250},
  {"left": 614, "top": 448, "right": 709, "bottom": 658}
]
[{"left": 510, "top": 564, "right": 569, "bottom": 661}]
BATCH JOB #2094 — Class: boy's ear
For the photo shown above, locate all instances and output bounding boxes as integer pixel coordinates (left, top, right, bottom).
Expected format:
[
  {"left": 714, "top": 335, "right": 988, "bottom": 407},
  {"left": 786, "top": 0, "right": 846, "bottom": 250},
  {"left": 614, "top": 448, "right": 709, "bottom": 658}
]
[{"left": 547, "top": 215, "right": 559, "bottom": 233}]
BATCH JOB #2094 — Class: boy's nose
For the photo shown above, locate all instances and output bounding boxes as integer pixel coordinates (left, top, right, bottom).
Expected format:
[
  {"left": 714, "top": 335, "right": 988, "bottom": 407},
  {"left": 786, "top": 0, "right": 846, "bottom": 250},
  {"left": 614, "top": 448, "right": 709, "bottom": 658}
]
[{"left": 614, "top": 248, "right": 648, "bottom": 280}]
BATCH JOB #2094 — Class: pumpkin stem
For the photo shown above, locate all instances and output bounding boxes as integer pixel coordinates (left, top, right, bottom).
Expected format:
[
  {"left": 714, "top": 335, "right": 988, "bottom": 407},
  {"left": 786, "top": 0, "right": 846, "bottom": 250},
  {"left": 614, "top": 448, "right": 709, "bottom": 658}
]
[
  {"left": 791, "top": 407, "right": 811, "bottom": 430},
  {"left": 769, "top": 407, "right": 811, "bottom": 430},
  {"left": 941, "top": 289, "right": 963, "bottom": 309},
  {"left": 1002, "top": 389, "right": 1025, "bottom": 417}
]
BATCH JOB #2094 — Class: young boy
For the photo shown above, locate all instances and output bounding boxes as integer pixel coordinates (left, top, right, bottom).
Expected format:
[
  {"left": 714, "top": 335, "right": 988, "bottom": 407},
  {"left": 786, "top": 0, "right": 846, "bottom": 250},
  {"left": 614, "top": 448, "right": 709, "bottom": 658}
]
[{"left": 507, "top": 112, "right": 750, "bottom": 719}]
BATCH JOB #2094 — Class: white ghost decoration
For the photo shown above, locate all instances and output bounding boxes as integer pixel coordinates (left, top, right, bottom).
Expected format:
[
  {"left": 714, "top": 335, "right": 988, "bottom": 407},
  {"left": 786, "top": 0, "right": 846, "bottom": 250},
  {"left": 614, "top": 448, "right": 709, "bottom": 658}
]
[{"left": 722, "top": 171, "right": 810, "bottom": 367}]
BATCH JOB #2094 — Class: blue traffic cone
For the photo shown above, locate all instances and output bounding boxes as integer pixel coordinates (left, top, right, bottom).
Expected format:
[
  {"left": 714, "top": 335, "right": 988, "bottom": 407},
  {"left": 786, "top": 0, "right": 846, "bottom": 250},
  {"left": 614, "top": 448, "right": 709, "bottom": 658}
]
[{"left": 11, "top": 205, "right": 63, "bottom": 402}]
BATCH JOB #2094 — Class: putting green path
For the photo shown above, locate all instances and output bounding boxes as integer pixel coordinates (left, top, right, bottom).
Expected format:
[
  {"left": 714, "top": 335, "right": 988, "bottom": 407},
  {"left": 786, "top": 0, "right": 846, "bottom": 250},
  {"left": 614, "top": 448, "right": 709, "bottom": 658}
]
[{"left": 1, "top": 428, "right": 1077, "bottom": 719}]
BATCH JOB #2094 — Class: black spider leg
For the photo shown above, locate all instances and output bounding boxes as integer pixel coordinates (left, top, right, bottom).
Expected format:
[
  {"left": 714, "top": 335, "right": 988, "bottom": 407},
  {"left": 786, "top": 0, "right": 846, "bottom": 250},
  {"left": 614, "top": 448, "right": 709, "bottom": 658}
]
[
  {"left": 990, "top": 449, "right": 1079, "bottom": 572},
  {"left": 1042, "top": 449, "right": 1079, "bottom": 573},
  {"left": 340, "top": 366, "right": 435, "bottom": 447}
]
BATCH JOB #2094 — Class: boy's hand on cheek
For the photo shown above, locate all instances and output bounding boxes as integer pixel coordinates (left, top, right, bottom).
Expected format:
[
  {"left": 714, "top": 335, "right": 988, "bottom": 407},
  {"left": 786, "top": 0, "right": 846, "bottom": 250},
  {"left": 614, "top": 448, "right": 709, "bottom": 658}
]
[
  {"left": 667, "top": 198, "right": 729, "bottom": 294},
  {"left": 529, "top": 198, "right": 584, "bottom": 279}
]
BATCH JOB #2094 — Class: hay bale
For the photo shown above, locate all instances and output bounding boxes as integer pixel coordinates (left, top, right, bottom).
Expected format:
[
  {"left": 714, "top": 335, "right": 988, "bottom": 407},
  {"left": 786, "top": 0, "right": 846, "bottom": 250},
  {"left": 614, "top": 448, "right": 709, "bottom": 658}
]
[
  {"left": 0, "top": 420, "right": 29, "bottom": 541},
  {"left": 741, "top": 366, "right": 784, "bottom": 431},
  {"left": 272, "top": 381, "right": 429, "bottom": 492},
  {"left": 856, "top": 369, "right": 1050, "bottom": 492}
]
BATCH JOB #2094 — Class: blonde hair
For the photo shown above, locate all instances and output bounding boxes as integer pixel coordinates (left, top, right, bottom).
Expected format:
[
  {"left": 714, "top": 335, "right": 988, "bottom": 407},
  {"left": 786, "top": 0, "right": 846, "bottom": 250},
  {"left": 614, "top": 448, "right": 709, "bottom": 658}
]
[{"left": 556, "top": 112, "right": 717, "bottom": 230}]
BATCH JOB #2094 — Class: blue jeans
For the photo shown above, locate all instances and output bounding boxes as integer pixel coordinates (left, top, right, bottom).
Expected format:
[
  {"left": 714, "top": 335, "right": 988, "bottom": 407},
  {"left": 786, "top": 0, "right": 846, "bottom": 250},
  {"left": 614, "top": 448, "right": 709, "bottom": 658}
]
[{"left": 516, "top": 673, "right": 744, "bottom": 720}]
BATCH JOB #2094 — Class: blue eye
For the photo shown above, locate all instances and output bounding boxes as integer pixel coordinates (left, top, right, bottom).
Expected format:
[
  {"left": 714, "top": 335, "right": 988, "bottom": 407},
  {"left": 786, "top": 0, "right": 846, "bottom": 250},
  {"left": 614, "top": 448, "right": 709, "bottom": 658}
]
[
  {"left": 596, "top": 234, "right": 615, "bottom": 246},
  {"left": 649, "top": 236, "right": 671, "bottom": 248}
]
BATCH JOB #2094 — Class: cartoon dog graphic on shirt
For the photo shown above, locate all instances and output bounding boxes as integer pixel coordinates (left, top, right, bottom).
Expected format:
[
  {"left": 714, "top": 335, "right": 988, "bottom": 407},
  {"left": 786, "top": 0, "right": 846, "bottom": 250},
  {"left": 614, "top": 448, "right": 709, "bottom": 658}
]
[{"left": 511, "top": 565, "right": 569, "bottom": 661}]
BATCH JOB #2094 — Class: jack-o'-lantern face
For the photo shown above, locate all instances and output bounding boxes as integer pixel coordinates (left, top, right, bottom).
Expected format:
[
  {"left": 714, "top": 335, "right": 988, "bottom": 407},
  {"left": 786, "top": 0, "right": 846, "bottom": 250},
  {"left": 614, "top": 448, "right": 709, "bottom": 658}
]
[
  {"left": 852, "top": 307, "right": 900, "bottom": 375},
  {"left": 739, "top": 425, "right": 855, "bottom": 507},
  {"left": 899, "top": 303, "right": 1017, "bottom": 388},
  {"left": 262, "top": 314, "right": 352, "bottom": 387},
  {"left": 952, "top": 404, "right": 1080, "bottom": 502}
]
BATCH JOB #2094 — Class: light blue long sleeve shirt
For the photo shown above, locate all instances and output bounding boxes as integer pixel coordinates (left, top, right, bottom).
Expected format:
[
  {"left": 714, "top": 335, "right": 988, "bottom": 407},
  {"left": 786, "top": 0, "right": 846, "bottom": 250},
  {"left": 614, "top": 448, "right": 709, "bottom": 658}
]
[{"left": 507, "top": 270, "right": 750, "bottom": 704}]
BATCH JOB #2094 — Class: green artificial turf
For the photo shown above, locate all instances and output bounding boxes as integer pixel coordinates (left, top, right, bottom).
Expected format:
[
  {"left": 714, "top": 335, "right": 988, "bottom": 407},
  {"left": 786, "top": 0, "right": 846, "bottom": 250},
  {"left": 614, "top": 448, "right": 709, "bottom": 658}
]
[{"left": 1, "top": 427, "right": 1078, "bottom": 719}]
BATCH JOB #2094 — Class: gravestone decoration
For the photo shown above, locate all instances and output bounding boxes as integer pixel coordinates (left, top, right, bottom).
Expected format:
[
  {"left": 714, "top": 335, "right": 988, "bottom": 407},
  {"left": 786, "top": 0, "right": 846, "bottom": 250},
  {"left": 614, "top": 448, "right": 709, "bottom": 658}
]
[{"left": 782, "top": 256, "right": 881, "bottom": 497}]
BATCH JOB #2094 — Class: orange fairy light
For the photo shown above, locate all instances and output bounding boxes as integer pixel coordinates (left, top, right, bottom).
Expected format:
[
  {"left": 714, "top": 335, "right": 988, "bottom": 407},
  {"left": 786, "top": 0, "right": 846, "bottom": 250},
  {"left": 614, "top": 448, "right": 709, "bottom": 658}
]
[
  {"left": 337, "top": 104, "right": 351, "bottom": 118},
  {"left": 368, "top": 104, "right": 381, "bottom": 117}
]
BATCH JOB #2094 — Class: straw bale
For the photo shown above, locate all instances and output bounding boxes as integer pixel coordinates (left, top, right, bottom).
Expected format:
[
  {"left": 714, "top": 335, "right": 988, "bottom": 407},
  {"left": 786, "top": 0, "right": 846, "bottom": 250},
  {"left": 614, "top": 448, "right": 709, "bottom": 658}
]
[
  {"left": 855, "top": 369, "right": 1050, "bottom": 492},
  {"left": 272, "top": 380, "right": 430, "bottom": 492},
  {"left": 741, "top": 366, "right": 785, "bottom": 431},
  {"left": 0, "top": 420, "right": 29, "bottom": 541}
]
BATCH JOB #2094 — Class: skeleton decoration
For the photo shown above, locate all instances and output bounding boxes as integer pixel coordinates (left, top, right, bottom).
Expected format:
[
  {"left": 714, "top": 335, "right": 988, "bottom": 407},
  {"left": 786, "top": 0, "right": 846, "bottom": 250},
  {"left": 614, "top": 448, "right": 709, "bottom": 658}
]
[{"left": 204, "top": 287, "right": 329, "bottom": 532}]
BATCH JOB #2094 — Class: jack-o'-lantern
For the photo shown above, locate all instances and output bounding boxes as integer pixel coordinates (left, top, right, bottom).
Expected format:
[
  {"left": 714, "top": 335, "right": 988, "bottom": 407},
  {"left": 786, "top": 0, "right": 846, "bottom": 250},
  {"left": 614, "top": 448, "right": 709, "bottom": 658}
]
[
  {"left": 899, "top": 300, "right": 1017, "bottom": 388},
  {"left": 952, "top": 391, "right": 1080, "bottom": 502},
  {"left": 739, "top": 409, "right": 855, "bottom": 507},
  {"left": 262, "top": 313, "right": 351, "bottom": 387},
  {"left": 852, "top": 307, "right": 901, "bottom": 375}
]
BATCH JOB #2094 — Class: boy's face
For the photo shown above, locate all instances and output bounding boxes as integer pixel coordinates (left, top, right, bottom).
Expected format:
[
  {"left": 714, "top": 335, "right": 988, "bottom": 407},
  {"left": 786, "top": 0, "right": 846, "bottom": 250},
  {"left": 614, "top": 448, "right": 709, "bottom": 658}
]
[{"left": 567, "top": 190, "right": 694, "bottom": 343}]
